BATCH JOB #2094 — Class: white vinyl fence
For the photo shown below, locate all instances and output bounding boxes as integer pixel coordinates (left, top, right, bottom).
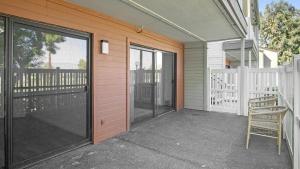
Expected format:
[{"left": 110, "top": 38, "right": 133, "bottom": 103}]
[
  {"left": 207, "top": 57, "right": 300, "bottom": 167},
  {"left": 248, "top": 68, "right": 279, "bottom": 99},
  {"left": 208, "top": 56, "right": 300, "bottom": 169},
  {"left": 278, "top": 64, "right": 294, "bottom": 157},
  {"left": 208, "top": 68, "right": 239, "bottom": 113},
  {"left": 292, "top": 56, "right": 300, "bottom": 169},
  {"left": 208, "top": 67, "right": 280, "bottom": 114}
]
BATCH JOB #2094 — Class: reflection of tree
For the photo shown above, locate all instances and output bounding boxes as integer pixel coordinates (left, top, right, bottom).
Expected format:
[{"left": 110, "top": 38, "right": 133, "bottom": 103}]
[
  {"left": 44, "top": 34, "right": 65, "bottom": 68},
  {"left": 78, "top": 59, "right": 86, "bottom": 69},
  {"left": 14, "top": 28, "right": 45, "bottom": 68},
  {"left": 13, "top": 28, "right": 65, "bottom": 68}
]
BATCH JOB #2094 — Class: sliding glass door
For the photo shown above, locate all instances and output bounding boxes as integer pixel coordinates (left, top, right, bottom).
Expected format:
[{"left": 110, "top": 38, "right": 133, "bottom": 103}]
[
  {"left": 12, "top": 22, "right": 90, "bottom": 165},
  {"left": 0, "top": 16, "right": 91, "bottom": 168},
  {"left": 129, "top": 48, "right": 154, "bottom": 123},
  {"left": 129, "top": 46, "right": 176, "bottom": 124},
  {"left": 0, "top": 17, "right": 5, "bottom": 169},
  {"left": 155, "top": 51, "right": 175, "bottom": 115}
]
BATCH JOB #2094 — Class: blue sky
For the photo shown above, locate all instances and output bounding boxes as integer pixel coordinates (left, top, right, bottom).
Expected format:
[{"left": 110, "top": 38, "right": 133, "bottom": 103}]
[{"left": 259, "top": 0, "right": 300, "bottom": 12}]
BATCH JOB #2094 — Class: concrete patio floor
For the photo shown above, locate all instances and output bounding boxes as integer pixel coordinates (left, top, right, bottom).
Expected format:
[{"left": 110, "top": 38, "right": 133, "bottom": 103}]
[{"left": 30, "top": 109, "right": 292, "bottom": 169}]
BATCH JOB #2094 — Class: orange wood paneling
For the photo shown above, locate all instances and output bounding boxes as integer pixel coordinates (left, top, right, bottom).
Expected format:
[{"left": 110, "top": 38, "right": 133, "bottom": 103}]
[{"left": 0, "top": 0, "right": 184, "bottom": 143}]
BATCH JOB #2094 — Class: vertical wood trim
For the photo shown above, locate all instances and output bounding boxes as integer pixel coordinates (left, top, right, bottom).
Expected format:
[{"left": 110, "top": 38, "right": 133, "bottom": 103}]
[
  {"left": 92, "top": 33, "right": 96, "bottom": 143},
  {"left": 126, "top": 37, "right": 130, "bottom": 131}
]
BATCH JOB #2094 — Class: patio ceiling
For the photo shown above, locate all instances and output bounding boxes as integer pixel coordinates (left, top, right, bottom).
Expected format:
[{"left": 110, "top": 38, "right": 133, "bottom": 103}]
[
  {"left": 224, "top": 39, "right": 258, "bottom": 62},
  {"left": 225, "top": 49, "right": 257, "bottom": 62},
  {"left": 67, "top": 0, "right": 247, "bottom": 42}
]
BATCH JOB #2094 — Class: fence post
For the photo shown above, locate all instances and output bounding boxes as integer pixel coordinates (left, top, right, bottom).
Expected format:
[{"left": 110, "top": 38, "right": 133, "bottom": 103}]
[
  {"left": 207, "top": 67, "right": 211, "bottom": 111},
  {"left": 293, "top": 55, "right": 300, "bottom": 169},
  {"left": 237, "top": 67, "right": 241, "bottom": 115},
  {"left": 244, "top": 67, "right": 249, "bottom": 116}
]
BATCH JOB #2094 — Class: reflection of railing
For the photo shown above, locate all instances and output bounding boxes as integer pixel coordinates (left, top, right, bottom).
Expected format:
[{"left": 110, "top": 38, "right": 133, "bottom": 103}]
[
  {"left": 130, "top": 69, "right": 161, "bottom": 106},
  {"left": 13, "top": 68, "right": 87, "bottom": 97},
  {"left": 0, "top": 68, "right": 87, "bottom": 118}
]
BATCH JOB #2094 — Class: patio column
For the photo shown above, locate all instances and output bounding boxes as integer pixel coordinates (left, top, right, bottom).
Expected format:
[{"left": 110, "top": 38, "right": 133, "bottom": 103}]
[
  {"left": 248, "top": 50, "right": 252, "bottom": 68},
  {"left": 241, "top": 38, "right": 245, "bottom": 67},
  {"left": 240, "top": 38, "right": 248, "bottom": 116}
]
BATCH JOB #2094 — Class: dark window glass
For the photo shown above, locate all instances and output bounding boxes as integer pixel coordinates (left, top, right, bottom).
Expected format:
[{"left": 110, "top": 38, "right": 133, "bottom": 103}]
[
  {"left": 129, "top": 48, "right": 154, "bottom": 123},
  {"left": 155, "top": 51, "right": 175, "bottom": 115},
  {"left": 12, "top": 23, "right": 89, "bottom": 164},
  {"left": 0, "top": 18, "right": 4, "bottom": 168},
  {"left": 130, "top": 46, "right": 176, "bottom": 123}
]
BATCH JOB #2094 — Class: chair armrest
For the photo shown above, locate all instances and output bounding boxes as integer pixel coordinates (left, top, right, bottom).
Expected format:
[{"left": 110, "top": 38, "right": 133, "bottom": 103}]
[{"left": 250, "top": 106, "right": 288, "bottom": 115}]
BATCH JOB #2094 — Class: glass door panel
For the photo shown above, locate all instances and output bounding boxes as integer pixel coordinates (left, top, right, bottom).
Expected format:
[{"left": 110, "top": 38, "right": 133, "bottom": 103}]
[
  {"left": 130, "top": 46, "right": 175, "bottom": 124},
  {"left": 12, "top": 23, "right": 89, "bottom": 164},
  {"left": 155, "top": 51, "right": 175, "bottom": 115},
  {"left": 0, "top": 18, "right": 4, "bottom": 168},
  {"left": 129, "top": 48, "right": 154, "bottom": 123}
]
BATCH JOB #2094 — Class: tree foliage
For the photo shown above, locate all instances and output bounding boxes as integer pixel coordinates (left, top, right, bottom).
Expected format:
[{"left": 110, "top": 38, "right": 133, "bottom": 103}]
[
  {"left": 12, "top": 26, "right": 65, "bottom": 68},
  {"left": 44, "top": 33, "right": 65, "bottom": 68},
  {"left": 13, "top": 28, "right": 45, "bottom": 68},
  {"left": 77, "top": 58, "right": 86, "bottom": 69},
  {"left": 260, "top": 0, "right": 300, "bottom": 64}
]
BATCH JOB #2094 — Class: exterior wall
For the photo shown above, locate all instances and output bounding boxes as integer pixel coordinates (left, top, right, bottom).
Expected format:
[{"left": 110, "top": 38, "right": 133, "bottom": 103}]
[
  {"left": 259, "top": 49, "right": 278, "bottom": 68},
  {"left": 184, "top": 42, "right": 206, "bottom": 110},
  {"left": 0, "top": 0, "right": 184, "bottom": 143},
  {"left": 207, "top": 41, "right": 225, "bottom": 69}
]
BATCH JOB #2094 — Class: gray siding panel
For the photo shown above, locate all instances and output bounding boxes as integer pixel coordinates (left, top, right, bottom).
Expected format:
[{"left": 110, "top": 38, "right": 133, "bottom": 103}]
[
  {"left": 184, "top": 42, "right": 206, "bottom": 110},
  {"left": 207, "top": 41, "right": 225, "bottom": 69}
]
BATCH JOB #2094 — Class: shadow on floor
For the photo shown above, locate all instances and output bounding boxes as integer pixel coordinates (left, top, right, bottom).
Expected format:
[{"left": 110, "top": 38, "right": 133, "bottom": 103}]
[{"left": 29, "top": 109, "right": 292, "bottom": 169}]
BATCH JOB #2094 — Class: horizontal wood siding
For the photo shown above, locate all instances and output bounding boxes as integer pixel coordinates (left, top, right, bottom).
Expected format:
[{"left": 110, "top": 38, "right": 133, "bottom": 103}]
[
  {"left": 0, "top": 0, "right": 184, "bottom": 143},
  {"left": 207, "top": 41, "right": 225, "bottom": 69},
  {"left": 184, "top": 42, "right": 206, "bottom": 110}
]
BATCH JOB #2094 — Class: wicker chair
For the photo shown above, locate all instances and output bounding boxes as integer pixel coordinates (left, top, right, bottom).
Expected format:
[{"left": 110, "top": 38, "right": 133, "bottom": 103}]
[
  {"left": 246, "top": 104, "right": 288, "bottom": 154},
  {"left": 248, "top": 96, "right": 277, "bottom": 108}
]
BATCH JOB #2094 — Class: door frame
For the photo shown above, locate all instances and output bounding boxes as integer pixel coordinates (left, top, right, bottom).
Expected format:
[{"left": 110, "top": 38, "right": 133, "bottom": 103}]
[
  {"left": 0, "top": 14, "right": 93, "bottom": 169},
  {"left": 128, "top": 44, "right": 176, "bottom": 125}
]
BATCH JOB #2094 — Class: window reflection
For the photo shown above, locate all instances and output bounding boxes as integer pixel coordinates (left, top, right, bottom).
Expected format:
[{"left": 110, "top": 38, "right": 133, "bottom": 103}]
[
  {"left": 12, "top": 24, "right": 89, "bottom": 164},
  {"left": 0, "top": 19, "right": 4, "bottom": 168}
]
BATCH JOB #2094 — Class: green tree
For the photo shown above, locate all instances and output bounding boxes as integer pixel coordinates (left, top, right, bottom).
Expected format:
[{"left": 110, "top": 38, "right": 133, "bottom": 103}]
[
  {"left": 44, "top": 33, "right": 65, "bottom": 68},
  {"left": 260, "top": 0, "right": 300, "bottom": 64},
  {"left": 13, "top": 28, "right": 45, "bottom": 68},
  {"left": 78, "top": 58, "right": 86, "bottom": 69}
]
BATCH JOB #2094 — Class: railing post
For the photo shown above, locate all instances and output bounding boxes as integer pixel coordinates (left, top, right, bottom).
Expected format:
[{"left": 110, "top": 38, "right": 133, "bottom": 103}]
[
  {"left": 207, "top": 67, "right": 211, "bottom": 111},
  {"left": 293, "top": 55, "right": 300, "bottom": 169},
  {"left": 55, "top": 67, "right": 60, "bottom": 109}
]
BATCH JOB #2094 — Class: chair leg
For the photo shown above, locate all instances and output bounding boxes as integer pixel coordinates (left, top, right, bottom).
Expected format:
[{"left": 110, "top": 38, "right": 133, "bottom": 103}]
[
  {"left": 278, "top": 123, "right": 282, "bottom": 155},
  {"left": 246, "top": 123, "right": 251, "bottom": 149}
]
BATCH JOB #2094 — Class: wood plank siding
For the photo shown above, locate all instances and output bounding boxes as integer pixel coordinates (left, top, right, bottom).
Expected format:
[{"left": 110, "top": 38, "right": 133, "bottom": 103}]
[
  {"left": 0, "top": 0, "right": 184, "bottom": 144},
  {"left": 184, "top": 42, "right": 206, "bottom": 110},
  {"left": 207, "top": 41, "right": 225, "bottom": 69}
]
